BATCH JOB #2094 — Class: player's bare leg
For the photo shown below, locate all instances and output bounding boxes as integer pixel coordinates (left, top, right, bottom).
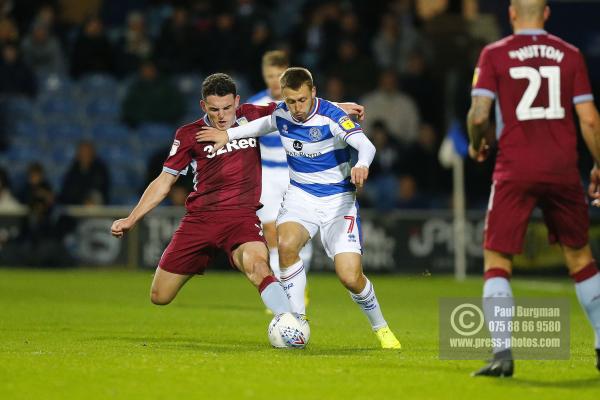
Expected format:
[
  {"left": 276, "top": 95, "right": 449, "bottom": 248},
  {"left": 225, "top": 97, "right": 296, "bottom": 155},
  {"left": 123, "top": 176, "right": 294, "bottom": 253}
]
[
  {"left": 263, "top": 221, "right": 279, "bottom": 277},
  {"left": 232, "top": 241, "right": 291, "bottom": 315},
  {"left": 334, "top": 252, "right": 400, "bottom": 349},
  {"left": 150, "top": 267, "right": 193, "bottom": 305},
  {"left": 562, "top": 244, "right": 600, "bottom": 372},
  {"left": 277, "top": 222, "right": 310, "bottom": 315},
  {"left": 473, "top": 250, "right": 515, "bottom": 377}
]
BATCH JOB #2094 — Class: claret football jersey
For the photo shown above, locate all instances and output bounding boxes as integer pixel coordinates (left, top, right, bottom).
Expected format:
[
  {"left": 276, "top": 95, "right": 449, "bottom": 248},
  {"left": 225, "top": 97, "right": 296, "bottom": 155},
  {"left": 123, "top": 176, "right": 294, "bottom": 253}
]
[
  {"left": 162, "top": 103, "right": 277, "bottom": 213},
  {"left": 472, "top": 29, "right": 594, "bottom": 184}
]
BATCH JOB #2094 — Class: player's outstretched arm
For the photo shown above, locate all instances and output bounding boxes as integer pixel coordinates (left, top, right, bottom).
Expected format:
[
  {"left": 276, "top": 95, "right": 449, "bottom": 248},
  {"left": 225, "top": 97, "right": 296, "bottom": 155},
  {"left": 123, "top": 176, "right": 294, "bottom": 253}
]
[
  {"left": 337, "top": 102, "right": 365, "bottom": 121},
  {"left": 196, "top": 115, "right": 275, "bottom": 153},
  {"left": 346, "top": 132, "right": 376, "bottom": 188},
  {"left": 467, "top": 95, "right": 493, "bottom": 161},
  {"left": 111, "top": 171, "right": 178, "bottom": 238},
  {"left": 576, "top": 101, "right": 600, "bottom": 202}
]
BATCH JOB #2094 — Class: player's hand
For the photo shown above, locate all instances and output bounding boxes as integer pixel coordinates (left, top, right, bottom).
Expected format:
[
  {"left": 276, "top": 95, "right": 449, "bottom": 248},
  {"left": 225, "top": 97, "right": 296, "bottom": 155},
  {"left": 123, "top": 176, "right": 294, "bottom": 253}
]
[
  {"left": 468, "top": 139, "right": 489, "bottom": 162},
  {"left": 196, "top": 127, "right": 229, "bottom": 154},
  {"left": 351, "top": 165, "right": 369, "bottom": 188},
  {"left": 338, "top": 102, "right": 365, "bottom": 121},
  {"left": 111, "top": 217, "right": 134, "bottom": 238},
  {"left": 589, "top": 165, "right": 600, "bottom": 207}
]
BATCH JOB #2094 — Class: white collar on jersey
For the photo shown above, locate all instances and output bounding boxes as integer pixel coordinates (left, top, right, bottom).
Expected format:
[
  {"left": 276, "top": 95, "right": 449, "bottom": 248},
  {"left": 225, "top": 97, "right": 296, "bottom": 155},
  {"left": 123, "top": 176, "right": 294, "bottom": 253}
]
[{"left": 515, "top": 29, "right": 547, "bottom": 35}]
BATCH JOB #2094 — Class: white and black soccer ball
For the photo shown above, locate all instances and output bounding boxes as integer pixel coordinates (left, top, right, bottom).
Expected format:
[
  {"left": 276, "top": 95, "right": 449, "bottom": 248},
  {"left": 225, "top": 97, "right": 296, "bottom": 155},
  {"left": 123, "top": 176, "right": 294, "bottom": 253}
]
[{"left": 268, "top": 312, "right": 310, "bottom": 349}]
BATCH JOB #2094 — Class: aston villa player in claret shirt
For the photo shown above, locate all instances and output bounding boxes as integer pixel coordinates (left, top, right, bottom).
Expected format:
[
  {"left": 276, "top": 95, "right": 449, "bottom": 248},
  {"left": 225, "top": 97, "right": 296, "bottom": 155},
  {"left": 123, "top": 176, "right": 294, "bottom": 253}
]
[
  {"left": 468, "top": 0, "right": 600, "bottom": 377},
  {"left": 111, "top": 73, "right": 293, "bottom": 318},
  {"left": 110, "top": 73, "right": 363, "bottom": 330}
]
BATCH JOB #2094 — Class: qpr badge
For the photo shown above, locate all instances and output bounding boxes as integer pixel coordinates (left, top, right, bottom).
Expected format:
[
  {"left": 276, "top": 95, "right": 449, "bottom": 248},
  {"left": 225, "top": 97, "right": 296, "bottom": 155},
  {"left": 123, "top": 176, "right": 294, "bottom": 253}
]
[
  {"left": 293, "top": 140, "right": 303, "bottom": 151},
  {"left": 309, "top": 127, "right": 322, "bottom": 141}
]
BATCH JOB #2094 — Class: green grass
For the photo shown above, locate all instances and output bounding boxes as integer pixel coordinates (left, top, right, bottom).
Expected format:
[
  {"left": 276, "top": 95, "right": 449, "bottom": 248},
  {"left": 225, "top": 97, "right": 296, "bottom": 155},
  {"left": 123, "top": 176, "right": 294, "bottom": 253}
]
[{"left": 0, "top": 268, "right": 598, "bottom": 400}]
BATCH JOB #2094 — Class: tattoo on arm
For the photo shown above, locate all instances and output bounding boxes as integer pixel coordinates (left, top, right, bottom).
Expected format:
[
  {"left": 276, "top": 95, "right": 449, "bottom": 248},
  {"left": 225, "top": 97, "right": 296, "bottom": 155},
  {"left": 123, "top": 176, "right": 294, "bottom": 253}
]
[{"left": 467, "top": 96, "right": 493, "bottom": 149}]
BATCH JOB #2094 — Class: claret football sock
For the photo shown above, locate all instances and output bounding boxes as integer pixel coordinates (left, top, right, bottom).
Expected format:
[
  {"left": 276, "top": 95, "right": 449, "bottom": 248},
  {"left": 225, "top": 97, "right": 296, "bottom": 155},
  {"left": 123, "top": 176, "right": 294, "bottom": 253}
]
[
  {"left": 483, "top": 268, "right": 514, "bottom": 356},
  {"left": 280, "top": 259, "right": 306, "bottom": 315},
  {"left": 259, "top": 275, "right": 291, "bottom": 315},
  {"left": 349, "top": 278, "right": 387, "bottom": 330},
  {"left": 571, "top": 262, "right": 600, "bottom": 357}
]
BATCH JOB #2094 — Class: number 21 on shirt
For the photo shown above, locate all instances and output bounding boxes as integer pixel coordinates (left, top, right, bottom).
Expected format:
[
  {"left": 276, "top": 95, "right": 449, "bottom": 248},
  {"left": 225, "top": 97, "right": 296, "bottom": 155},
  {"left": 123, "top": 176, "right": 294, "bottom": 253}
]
[{"left": 510, "top": 66, "right": 565, "bottom": 121}]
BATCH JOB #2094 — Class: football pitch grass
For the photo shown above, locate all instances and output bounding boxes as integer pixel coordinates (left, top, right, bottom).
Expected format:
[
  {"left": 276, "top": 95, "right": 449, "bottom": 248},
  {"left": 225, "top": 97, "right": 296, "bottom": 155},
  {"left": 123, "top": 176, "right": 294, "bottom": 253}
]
[{"left": 1, "top": 268, "right": 599, "bottom": 400}]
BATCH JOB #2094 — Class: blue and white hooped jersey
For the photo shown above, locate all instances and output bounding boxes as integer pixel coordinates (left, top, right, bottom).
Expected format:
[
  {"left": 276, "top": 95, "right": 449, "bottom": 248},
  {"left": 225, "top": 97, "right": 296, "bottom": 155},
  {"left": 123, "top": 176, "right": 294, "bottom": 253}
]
[
  {"left": 271, "top": 98, "right": 363, "bottom": 197},
  {"left": 247, "top": 90, "right": 288, "bottom": 168}
]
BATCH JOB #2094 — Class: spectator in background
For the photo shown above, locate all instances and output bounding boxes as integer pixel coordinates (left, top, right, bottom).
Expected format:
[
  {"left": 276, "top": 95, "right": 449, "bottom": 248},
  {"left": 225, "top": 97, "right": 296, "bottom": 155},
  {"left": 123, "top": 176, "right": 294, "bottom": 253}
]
[
  {"left": 207, "top": 12, "right": 239, "bottom": 73},
  {"left": 399, "top": 50, "right": 443, "bottom": 132},
  {"left": 396, "top": 174, "right": 427, "bottom": 209},
  {"left": 121, "top": 60, "right": 185, "bottom": 128},
  {"left": 20, "top": 19, "right": 65, "bottom": 76},
  {"left": 141, "top": 145, "right": 193, "bottom": 197},
  {"left": 372, "top": 9, "right": 429, "bottom": 74},
  {"left": 463, "top": 0, "right": 501, "bottom": 45},
  {"left": 57, "top": 0, "right": 102, "bottom": 29},
  {"left": 363, "top": 120, "right": 402, "bottom": 211},
  {"left": 116, "top": 11, "right": 153, "bottom": 77},
  {"left": 323, "top": 76, "right": 346, "bottom": 103},
  {"left": 0, "top": 167, "right": 25, "bottom": 213},
  {"left": 327, "top": 40, "right": 376, "bottom": 99},
  {"left": 0, "top": 16, "right": 19, "bottom": 46},
  {"left": 6, "top": 162, "right": 72, "bottom": 267},
  {"left": 70, "top": 16, "right": 115, "bottom": 79},
  {"left": 18, "top": 162, "right": 54, "bottom": 208},
  {"left": 400, "top": 123, "right": 450, "bottom": 205},
  {"left": 59, "top": 141, "right": 110, "bottom": 206},
  {"left": 168, "top": 182, "right": 190, "bottom": 207},
  {"left": 290, "top": 3, "right": 338, "bottom": 71},
  {"left": 361, "top": 70, "right": 420, "bottom": 145},
  {"left": 0, "top": 43, "right": 37, "bottom": 97},
  {"left": 154, "top": 6, "right": 195, "bottom": 74}
]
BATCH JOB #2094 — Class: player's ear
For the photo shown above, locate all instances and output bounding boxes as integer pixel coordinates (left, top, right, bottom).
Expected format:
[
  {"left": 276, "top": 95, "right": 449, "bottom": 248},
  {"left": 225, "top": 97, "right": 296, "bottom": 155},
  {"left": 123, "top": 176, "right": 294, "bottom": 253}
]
[
  {"left": 311, "top": 86, "right": 316, "bottom": 98},
  {"left": 543, "top": 6, "right": 550, "bottom": 22},
  {"left": 200, "top": 99, "right": 207, "bottom": 113},
  {"left": 234, "top": 95, "right": 240, "bottom": 108},
  {"left": 508, "top": 5, "right": 516, "bottom": 24}
]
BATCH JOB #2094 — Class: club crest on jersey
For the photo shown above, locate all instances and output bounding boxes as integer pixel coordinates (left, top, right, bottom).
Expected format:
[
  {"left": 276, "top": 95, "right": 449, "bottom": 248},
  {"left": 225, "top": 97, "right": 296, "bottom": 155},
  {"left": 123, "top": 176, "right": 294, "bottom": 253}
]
[
  {"left": 293, "top": 140, "right": 303, "bottom": 151},
  {"left": 338, "top": 116, "right": 355, "bottom": 131},
  {"left": 309, "top": 127, "right": 322, "bottom": 141},
  {"left": 169, "top": 140, "right": 180, "bottom": 156},
  {"left": 236, "top": 117, "right": 249, "bottom": 125}
]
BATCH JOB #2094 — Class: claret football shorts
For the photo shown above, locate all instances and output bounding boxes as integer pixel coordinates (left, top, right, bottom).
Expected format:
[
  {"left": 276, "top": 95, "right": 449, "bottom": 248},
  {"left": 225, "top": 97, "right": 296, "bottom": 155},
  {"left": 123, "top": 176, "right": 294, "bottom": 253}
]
[
  {"left": 158, "top": 211, "right": 266, "bottom": 275},
  {"left": 484, "top": 180, "right": 589, "bottom": 254}
]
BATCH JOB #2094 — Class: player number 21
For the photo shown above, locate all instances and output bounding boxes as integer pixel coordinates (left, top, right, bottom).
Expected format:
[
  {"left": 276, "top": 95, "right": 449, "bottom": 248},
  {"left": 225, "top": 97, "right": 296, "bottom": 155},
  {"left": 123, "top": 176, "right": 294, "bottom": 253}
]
[{"left": 510, "top": 66, "right": 565, "bottom": 121}]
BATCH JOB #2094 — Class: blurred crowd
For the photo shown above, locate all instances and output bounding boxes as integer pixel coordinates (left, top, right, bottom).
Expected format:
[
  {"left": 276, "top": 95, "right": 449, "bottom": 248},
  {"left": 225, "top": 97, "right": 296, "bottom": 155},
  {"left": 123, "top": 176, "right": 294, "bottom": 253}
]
[{"left": 0, "top": 0, "right": 597, "bottom": 221}]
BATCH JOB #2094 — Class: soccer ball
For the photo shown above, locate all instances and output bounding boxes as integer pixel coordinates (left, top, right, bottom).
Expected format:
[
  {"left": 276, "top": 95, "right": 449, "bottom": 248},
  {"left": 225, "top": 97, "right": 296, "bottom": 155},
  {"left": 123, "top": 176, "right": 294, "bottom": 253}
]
[{"left": 268, "top": 312, "right": 310, "bottom": 349}]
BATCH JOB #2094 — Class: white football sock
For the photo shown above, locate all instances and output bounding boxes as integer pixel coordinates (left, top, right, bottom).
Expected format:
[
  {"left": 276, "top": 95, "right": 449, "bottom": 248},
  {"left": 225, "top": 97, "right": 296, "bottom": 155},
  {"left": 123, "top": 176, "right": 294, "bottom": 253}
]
[
  {"left": 280, "top": 259, "right": 306, "bottom": 315},
  {"left": 350, "top": 278, "right": 387, "bottom": 330},
  {"left": 268, "top": 248, "right": 280, "bottom": 279}
]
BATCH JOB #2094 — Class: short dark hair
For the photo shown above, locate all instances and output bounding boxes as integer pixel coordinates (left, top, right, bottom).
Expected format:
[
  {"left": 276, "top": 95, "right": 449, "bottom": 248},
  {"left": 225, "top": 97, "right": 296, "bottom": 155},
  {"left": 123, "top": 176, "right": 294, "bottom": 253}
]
[
  {"left": 279, "top": 67, "right": 313, "bottom": 91},
  {"left": 262, "top": 50, "right": 289, "bottom": 68},
  {"left": 202, "top": 73, "right": 237, "bottom": 99}
]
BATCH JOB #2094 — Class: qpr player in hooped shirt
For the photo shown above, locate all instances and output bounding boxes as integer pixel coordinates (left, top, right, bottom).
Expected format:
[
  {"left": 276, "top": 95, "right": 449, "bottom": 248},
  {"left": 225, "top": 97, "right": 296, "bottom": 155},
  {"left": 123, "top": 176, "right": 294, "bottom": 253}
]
[{"left": 197, "top": 67, "right": 403, "bottom": 350}]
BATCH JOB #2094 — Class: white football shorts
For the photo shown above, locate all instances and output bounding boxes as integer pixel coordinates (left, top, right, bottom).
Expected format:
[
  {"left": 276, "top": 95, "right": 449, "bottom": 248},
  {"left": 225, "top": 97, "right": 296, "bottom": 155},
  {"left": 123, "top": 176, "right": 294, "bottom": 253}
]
[
  {"left": 258, "top": 166, "right": 290, "bottom": 223},
  {"left": 276, "top": 186, "right": 362, "bottom": 259}
]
